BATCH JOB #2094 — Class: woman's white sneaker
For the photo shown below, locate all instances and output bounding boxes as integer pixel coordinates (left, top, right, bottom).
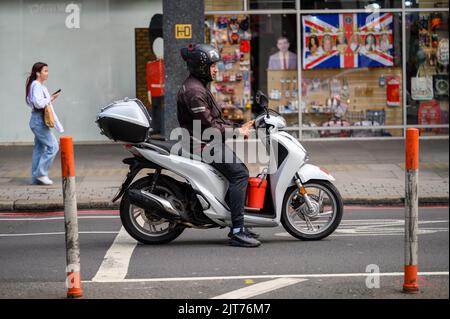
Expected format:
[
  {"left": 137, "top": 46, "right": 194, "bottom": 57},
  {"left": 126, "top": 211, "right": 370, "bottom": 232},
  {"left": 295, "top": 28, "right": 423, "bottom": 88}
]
[{"left": 36, "top": 176, "right": 53, "bottom": 185}]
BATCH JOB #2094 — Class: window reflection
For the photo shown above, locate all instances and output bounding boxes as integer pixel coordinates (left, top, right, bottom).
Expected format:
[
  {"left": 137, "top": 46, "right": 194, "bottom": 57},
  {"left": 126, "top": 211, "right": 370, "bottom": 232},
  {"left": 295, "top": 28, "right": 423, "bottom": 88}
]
[
  {"left": 205, "top": 0, "right": 243, "bottom": 11},
  {"left": 406, "top": 12, "right": 449, "bottom": 136},
  {"left": 405, "top": 0, "right": 449, "bottom": 9},
  {"left": 300, "top": 0, "right": 402, "bottom": 9},
  {"left": 205, "top": 14, "right": 299, "bottom": 128},
  {"left": 249, "top": 0, "right": 296, "bottom": 10},
  {"left": 301, "top": 13, "right": 404, "bottom": 138}
]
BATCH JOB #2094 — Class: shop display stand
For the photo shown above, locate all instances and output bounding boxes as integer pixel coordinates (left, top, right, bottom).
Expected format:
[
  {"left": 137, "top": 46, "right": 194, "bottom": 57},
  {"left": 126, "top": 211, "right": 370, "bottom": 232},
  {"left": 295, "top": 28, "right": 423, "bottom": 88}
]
[
  {"left": 207, "top": 15, "right": 252, "bottom": 123},
  {"left": 267, "top": 69, "right": 298, "bottom": 127}
]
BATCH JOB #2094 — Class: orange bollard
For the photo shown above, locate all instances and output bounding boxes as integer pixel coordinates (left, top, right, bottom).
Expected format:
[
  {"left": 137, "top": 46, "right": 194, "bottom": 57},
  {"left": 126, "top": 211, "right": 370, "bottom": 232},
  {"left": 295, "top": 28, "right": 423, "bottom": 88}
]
[
  {"left": 403, "top": 128, "right": 419, "bottom": 294},
  {"left": 60, "top": 136, "right": 83, "bottom": 299},
  {"left": 405, "top": 129, "right": 419, "bottom": 171}
]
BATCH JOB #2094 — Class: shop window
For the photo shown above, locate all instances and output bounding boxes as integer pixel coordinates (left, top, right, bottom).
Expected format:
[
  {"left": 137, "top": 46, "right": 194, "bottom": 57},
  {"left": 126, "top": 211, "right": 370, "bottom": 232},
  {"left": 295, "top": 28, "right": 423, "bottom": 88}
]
[
  {"left": 404, "top": 0, "right": 449, "bottom": 8},
  {"left": 205, "top": 15, "right": 254, "bottom": 123},
  {"left": 205, "top": 14, "right": 298, "bottom": 129},
  {"left": 301, "top": 0, "right": 402, "bottom": 9},
  {"left": 253, "top": 14, "right": 298, "bottom": 129},
  {"left": 301, "top": 13, "right": 404, "bottom": 138},
  {"left": 205, "top": 0, "right": 244, "bottom": 11},
  {"left": 249, "top": 0, "right": 296, "bottom": 9},
  {"left": 406, "top": 12, "right": 449, "bottom": 136}
]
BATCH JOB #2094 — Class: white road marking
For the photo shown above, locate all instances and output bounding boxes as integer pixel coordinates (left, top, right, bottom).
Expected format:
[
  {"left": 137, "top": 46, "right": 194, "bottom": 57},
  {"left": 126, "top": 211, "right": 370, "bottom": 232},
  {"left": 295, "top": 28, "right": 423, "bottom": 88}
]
[
  {"left": 344, "top": 206, "right": 448, "bottom": 210},
  {"left": 82, "top": 271, "right": 449, "bottom": 283},
  {"left": 0, "top": 231, "right": 119, "bottom": 237},
  {"left": 91, "top": 227, "right": 137, "bottom": 282},
  {"left": 211, "top": 278, "right": 307, "bottom": 299},
  {"left": 2, "top": 219, "right": 447, "bottom": 238},
  {"left": 0, "top": 216, "right": 120, "bottom": 221},
  {"left": 275, "top": 219, "right": 449, "bottom": 237}
]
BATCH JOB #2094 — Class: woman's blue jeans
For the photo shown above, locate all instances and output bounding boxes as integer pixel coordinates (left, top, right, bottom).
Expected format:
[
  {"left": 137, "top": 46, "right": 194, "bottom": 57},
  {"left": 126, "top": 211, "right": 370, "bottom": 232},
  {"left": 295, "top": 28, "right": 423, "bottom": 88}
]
[{"left": 29, "top": 111, "right": 59, "bottom": 183}]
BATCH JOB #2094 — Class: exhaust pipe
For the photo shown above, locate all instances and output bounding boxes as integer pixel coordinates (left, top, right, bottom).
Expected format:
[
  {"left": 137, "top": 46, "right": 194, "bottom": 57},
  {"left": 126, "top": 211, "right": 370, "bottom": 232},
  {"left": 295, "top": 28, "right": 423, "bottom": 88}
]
[{"left": 128, "top": 189, "right": 180, "bottom": 220}]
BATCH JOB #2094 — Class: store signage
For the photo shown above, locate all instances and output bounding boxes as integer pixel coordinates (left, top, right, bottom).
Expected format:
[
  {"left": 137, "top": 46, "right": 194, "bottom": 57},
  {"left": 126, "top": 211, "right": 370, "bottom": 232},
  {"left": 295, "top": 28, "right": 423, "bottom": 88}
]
[
  {"left": 303, "top": 13, "right": 394, "bottom": 69},
  {"left": 175, "top": 24, "right": 192, "bottom": 39}
]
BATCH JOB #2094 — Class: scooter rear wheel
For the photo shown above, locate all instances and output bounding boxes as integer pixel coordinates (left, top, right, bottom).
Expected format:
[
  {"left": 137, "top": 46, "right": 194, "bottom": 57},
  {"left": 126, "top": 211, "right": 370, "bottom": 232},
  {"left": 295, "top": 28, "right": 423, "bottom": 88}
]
[
  {"left": 120, "top": 175, "right": 185, "bottom": 245},
  {"left": 281, "top": 179, "right": 343, "bottom": 241}
]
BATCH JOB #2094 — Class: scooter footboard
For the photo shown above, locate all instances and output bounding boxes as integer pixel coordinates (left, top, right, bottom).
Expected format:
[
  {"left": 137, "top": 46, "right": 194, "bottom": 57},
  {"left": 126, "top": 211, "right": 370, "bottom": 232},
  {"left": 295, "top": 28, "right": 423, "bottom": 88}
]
[{"left": 297, "top": 164, "right": 335, "bottom": 183}]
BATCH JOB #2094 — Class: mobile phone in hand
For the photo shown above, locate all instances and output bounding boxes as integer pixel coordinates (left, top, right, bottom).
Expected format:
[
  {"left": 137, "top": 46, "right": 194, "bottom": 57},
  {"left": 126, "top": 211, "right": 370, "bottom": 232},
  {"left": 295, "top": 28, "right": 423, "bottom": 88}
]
[{"left": 53, "top": 89, "right": 61, "bottom": 95}]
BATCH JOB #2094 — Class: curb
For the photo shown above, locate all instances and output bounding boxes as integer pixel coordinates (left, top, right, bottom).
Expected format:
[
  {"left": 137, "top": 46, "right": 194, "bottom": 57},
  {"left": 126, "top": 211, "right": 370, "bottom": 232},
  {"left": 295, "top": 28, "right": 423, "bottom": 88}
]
[
  {"left": 0, "top": 200, "right": 119, "bottom": 212},
  {"left": 0, "top": 197, "right": 447, "bottom": 212},
  {"left": 343, "top": 197, "right": 449, "bottom": 206}
]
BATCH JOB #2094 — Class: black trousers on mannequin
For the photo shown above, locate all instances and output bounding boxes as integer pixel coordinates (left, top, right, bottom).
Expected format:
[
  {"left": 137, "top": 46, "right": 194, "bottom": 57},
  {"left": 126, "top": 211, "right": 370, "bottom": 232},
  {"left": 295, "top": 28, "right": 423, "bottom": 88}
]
[{"left": 208, "top": 142, "right": 249, "bottom": 229}]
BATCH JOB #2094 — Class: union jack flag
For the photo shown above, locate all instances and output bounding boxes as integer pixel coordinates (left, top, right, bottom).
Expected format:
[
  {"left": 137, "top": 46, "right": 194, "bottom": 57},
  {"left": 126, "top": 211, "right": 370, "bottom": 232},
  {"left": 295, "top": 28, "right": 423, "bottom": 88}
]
[{"left": 302, "top": 13, "right": 394, "bottom": 69}]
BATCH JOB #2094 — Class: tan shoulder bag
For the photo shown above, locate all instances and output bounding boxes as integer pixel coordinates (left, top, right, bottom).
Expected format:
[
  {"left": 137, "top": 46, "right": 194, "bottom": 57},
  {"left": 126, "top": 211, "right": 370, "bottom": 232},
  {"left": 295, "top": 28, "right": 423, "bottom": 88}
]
[
  {"left": 41, "top": 89, "right": 55, "bottom": 128},
  {"left": 44, "top": 103, "right": 55, "bottom": 128}
]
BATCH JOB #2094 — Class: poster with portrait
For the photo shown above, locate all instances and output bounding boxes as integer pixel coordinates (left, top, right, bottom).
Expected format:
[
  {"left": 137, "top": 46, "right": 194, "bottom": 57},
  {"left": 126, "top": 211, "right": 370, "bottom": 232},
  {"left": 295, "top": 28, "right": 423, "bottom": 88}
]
[{"left": 302, "top": 13, "right": 394, "bottom": 69}]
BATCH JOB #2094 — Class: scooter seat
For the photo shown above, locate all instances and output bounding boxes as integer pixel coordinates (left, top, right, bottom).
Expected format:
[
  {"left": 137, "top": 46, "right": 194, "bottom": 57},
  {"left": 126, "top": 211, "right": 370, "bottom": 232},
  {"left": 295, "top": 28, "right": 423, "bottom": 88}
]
[
  {"left": 146, "top": 139, "right": 179, "bottom": 153},
  {"left": 146, "top": 138, "right": 207, "bottom": 163}
]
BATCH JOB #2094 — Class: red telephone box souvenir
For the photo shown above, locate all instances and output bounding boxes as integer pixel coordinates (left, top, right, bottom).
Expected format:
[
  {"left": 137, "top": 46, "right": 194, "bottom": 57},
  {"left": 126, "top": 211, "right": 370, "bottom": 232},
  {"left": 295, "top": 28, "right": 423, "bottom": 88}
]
[
  {"left": 386, "top": 76, "right": 401, "bottom": 107},
  {"left": 418, "top": 100, "right": 441, "bottom": 133}
]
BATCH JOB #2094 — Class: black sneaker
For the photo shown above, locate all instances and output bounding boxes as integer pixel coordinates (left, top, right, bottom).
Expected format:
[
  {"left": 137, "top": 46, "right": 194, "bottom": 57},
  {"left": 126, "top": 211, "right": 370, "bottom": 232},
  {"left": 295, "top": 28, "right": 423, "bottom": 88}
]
[
  {"left": 229, "top": 229, "right": 261, "bottom": 248},
  {"left": 228, "top": 227, "right": 260, "bottom": 239}
]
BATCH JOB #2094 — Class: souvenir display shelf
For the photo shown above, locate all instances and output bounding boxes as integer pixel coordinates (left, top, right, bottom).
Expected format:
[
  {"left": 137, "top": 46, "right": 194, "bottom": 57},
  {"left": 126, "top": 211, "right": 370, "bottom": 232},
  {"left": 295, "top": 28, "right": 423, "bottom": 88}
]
[
  {"left": 411, "top": 12, "right": 449, "bottom": 136},
  {"left": 267, "top": 70, "right": 299, "bottom": 127},
  {"left": 301, "top": 67, "right": 404, "bottom": 137},
  {"left": 206, "top": 14, "right": 252, "bottom": 123}
]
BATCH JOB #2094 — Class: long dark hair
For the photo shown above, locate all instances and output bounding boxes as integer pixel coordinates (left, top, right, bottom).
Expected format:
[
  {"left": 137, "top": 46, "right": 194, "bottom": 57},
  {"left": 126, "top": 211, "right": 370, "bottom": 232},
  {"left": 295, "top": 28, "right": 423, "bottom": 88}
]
[{"left": 25, "top": 62, "right": 48, "bottom": 103}]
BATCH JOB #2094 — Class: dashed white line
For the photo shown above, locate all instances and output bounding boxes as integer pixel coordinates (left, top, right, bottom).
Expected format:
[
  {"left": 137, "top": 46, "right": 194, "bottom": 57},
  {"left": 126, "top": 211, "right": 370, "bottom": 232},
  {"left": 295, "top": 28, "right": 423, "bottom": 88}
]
[
  {"left": 211, "top": 278, "right": 307, "bottom": 299},
  {"left": 91, "top": 227, "right": 137, "bottom": 282}
]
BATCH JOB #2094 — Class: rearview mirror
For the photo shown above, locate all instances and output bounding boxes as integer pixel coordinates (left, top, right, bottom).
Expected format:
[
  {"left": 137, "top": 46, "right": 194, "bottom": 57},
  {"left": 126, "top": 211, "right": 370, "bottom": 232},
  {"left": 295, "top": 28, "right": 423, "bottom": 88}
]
[{"left": 255, "top": 90, "right": 268, "bottom": 106}]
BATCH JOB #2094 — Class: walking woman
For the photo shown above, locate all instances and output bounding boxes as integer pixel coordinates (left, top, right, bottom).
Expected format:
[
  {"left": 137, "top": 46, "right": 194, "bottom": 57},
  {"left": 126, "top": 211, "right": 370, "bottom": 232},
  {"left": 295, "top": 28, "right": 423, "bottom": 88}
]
[{"left": 25, "top": 62, "right": 63, "bottom": 185}]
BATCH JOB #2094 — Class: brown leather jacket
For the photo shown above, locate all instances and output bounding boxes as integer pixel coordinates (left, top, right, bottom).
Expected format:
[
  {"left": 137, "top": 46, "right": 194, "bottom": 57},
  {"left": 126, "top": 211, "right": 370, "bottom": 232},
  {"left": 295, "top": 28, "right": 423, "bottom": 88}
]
[{"left": 177, "top": 75, "right": 239, "bottom": 141}]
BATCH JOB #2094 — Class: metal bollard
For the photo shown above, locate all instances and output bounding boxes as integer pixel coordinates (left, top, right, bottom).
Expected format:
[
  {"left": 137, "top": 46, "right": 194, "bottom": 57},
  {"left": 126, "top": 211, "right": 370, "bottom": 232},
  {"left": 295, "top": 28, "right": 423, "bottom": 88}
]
[
  {"left": 60, "top": 136, "right": 83, "bottom": 299},
  {"left": 403, "top": 128, "right": 419, "bottom": 294}
]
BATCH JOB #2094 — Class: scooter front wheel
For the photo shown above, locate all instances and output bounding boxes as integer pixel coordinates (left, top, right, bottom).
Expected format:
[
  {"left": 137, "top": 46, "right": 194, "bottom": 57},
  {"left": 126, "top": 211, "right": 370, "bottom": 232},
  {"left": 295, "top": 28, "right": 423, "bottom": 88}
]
[{"left": 281, "top": 179, "right": 343, "bottom": 241}]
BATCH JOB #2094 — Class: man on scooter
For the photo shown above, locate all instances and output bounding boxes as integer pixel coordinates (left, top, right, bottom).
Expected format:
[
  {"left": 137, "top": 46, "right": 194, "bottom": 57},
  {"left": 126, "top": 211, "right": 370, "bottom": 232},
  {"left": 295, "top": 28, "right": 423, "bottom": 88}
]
[{"left": 177, "top": 44, "right": 261, "bottom": 248}]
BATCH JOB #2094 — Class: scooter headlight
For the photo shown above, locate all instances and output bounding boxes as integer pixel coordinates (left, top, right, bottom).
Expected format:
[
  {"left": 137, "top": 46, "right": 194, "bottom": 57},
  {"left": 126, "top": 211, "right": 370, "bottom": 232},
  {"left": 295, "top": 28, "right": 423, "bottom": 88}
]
[{"left": 279, "top": 117, "right": 287, "bottom": 129}]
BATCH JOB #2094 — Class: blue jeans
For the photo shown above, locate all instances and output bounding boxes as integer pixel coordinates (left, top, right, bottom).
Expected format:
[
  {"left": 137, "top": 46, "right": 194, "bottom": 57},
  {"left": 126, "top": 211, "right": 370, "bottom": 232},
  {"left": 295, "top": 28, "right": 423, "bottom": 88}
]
[{"left": 29, "top": 111, "right": 59, "bottom": 183}]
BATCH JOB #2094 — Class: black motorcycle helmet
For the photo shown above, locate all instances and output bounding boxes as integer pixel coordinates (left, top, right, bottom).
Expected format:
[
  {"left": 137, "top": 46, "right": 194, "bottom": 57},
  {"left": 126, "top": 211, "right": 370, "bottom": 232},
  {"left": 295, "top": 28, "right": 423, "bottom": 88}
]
[{"left": 181, "top": 44, "right": 221, "bottom": 82}]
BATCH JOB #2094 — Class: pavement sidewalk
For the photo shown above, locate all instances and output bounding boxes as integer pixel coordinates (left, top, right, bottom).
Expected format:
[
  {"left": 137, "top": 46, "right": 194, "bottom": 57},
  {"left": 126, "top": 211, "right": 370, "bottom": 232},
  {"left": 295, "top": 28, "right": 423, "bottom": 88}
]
[{"left": 0, "top": 139, "right": 448, "bottom": 212}]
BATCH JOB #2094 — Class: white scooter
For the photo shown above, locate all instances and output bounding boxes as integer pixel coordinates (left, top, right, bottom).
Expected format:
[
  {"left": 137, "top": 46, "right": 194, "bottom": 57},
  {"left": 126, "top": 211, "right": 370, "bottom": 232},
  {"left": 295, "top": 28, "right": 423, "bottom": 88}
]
[{"left": 96, "top": 91, "right": 343, "bottom": 244}]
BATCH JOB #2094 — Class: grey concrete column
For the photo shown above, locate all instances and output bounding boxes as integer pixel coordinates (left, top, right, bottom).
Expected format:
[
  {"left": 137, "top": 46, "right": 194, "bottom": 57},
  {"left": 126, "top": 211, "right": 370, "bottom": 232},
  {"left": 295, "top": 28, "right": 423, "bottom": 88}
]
[{"left": 162, "top": 0, "right": 204, "bottom": 139}]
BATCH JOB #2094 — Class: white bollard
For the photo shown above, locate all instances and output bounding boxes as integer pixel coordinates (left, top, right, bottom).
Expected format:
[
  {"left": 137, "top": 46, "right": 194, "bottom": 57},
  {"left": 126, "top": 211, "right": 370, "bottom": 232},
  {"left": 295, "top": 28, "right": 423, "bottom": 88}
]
[{"left": 60, "top": 136, "right": 83, "bottom": 299}]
